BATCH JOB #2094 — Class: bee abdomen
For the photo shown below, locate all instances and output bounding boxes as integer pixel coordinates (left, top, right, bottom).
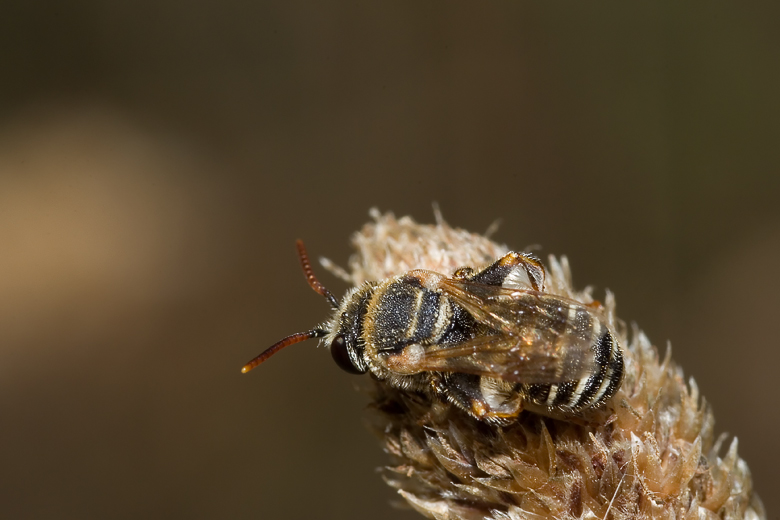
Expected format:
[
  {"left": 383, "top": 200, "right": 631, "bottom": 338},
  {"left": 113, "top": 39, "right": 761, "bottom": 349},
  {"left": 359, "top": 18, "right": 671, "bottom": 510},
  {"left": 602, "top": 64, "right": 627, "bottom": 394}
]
[
  {"left": 526, "top": 329, "right": 623, "bottom": 413},
  {"left": 586, "top": 330, "right": 623, "bottom": 407}
]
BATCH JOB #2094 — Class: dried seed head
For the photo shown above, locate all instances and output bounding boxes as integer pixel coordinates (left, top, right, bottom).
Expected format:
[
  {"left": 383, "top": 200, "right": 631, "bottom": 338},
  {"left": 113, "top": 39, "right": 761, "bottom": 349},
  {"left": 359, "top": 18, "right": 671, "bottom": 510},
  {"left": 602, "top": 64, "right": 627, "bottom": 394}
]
[{"left": 333, "top": 209, "right": 764, "bottom": 520}]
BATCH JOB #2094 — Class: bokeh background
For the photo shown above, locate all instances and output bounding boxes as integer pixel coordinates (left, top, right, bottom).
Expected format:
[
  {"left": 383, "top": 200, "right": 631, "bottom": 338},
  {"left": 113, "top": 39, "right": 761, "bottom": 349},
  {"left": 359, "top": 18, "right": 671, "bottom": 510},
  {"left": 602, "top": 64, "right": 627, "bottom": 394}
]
[{"left": 1, "top": 2, "right": 778, "bottom": 519}]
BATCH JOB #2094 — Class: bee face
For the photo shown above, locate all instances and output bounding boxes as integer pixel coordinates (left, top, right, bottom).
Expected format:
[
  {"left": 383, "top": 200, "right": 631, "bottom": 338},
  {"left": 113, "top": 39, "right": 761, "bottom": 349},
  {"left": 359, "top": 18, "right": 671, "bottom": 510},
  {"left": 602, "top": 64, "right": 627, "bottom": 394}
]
[
  {"left": 242, "top": 242, "right": 624, "bottom": 424},
  {"left": 325, "top": 285, "right": 374, "bottom": 375}
]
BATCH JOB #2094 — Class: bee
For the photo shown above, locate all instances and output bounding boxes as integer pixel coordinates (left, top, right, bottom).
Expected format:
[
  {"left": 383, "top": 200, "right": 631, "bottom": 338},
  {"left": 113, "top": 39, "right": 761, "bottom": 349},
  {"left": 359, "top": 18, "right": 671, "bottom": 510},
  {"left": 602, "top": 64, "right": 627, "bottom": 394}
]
[{"left": 242, "top": 240, "right": 624, "bottom": 423}]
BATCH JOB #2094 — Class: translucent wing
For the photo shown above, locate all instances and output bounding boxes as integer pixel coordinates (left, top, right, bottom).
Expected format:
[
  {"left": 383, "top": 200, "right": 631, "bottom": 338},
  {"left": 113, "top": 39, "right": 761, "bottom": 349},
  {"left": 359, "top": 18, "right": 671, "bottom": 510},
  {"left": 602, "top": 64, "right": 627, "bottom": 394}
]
[
  {"left": 394, "top": 334, "right": 595, "bottom": 384},
  {"left": 439, "top": 278, "right": 604, "bottom": 336},
  {"left": 387, "top": 277, "right": 604, "bottom": 384}
]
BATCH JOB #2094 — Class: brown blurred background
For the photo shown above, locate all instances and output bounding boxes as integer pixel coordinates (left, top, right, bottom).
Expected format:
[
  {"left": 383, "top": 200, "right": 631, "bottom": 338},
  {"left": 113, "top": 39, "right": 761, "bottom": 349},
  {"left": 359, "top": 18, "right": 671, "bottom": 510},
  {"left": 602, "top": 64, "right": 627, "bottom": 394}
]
[{"left": 1, "top": 2, "right": 778, "bottom": 519}]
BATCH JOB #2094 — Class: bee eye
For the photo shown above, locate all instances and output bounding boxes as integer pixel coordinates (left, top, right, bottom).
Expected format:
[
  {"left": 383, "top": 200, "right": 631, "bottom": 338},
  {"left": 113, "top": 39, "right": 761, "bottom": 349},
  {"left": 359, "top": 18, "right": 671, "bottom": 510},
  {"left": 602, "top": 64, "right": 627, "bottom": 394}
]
[{"left": 330, "top": 335, "right": 365, "bottom": 375}]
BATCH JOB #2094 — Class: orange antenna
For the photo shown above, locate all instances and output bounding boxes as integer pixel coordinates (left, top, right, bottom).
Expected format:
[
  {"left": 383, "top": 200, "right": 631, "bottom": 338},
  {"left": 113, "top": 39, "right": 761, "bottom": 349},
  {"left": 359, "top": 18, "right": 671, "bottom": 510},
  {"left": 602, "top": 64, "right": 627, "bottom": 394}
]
[
  {"left": 296, "top": 240, "right": 338, "bottom": 309},
  {"left": 241, "top": 329, "right": 327, "bottom": 374},
  {"left": 241, "top": 241, "right": 339, "bottom": 374}
]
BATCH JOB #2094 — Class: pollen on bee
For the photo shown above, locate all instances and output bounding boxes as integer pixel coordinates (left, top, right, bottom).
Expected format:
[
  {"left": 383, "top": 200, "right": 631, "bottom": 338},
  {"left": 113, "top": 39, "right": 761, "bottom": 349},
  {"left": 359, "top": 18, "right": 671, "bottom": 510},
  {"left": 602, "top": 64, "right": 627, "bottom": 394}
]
[{"left": 385, "top": 344, "right": 425, "bottom": 374}]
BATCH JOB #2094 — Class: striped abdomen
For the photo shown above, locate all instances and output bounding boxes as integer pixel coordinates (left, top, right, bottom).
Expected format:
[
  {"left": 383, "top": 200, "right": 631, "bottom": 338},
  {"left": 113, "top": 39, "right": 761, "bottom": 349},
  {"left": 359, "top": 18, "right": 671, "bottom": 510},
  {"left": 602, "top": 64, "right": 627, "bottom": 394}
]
[{"left": 524, "top": 325, "right": 623, "bottom": 413}]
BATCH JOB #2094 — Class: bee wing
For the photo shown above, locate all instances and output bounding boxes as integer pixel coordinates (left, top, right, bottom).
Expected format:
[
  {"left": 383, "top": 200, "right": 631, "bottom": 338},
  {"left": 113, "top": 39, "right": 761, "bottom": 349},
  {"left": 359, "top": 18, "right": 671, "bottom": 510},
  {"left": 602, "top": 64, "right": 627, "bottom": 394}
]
[
  {"left": 405, "top": 277, "right": 600, "bottom": 383},
  {"left": 405, "top": 332, "right": 596, "bottom": 384},
  {"left": 439, "top": 278, "right": 598, "bottom": 336}
]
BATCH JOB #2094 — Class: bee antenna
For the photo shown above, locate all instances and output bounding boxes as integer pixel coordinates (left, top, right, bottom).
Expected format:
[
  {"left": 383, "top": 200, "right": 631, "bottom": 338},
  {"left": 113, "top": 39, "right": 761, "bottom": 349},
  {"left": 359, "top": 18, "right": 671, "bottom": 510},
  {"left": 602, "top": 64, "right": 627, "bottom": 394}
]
[
  {"left": 241, "top": 329, "right": 327, "bottom": 374},
  {"left": 296, "top": 240, "right": 339, "bottom": 309}
]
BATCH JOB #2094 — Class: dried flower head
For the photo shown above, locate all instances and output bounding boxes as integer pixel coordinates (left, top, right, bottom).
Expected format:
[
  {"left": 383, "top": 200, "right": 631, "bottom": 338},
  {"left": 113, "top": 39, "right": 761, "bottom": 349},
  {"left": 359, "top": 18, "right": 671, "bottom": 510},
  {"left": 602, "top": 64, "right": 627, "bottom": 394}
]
[{"left": 329, "top": 209, "right": 764, "bottom": 520}]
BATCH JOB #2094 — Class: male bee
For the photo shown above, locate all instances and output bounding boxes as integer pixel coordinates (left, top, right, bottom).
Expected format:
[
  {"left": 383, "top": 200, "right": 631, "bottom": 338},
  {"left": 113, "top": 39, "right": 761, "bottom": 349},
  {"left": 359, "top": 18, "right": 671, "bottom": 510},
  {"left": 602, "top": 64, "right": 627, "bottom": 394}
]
[{"left": 242, "top": 241, "right": 624, "bottom": 423}]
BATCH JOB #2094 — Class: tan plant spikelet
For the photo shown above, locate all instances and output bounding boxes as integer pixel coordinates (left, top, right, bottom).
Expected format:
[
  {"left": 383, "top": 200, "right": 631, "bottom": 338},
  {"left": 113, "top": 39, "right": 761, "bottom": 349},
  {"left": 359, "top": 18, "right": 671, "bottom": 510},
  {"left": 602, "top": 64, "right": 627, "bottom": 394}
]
[{"left": 330, "top": 209, "right": 764, "bottom": 520}]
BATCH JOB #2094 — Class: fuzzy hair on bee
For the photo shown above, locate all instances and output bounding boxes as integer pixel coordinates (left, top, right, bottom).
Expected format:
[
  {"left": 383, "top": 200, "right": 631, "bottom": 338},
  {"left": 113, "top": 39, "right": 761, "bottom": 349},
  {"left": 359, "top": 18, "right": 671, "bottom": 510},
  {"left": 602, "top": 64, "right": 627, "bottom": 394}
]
[{"left": 242, "top": 240, "right": 624, "bottom": 423}]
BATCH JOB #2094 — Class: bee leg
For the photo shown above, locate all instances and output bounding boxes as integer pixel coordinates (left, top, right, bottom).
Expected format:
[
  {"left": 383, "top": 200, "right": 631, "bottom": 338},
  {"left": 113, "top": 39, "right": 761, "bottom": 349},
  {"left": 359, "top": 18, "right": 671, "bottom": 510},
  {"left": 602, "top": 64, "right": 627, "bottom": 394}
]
[
  {"left": 478, "top": 376, "right": 524, "bottom": 421},
  {"left": 434, "top": 373, "right": 486, "bottom": 419},
  {"left": 439, "top": 373, "right": 523, "bottom": 422},
  {"left": 471, "top": 396, "right": 524, "bottom": 424},
  {"left": 468, "top": 252, "right": 546, "bottom": 291},
  {"left": 452, "top": 267, "right": 476, "bottom": 280}
]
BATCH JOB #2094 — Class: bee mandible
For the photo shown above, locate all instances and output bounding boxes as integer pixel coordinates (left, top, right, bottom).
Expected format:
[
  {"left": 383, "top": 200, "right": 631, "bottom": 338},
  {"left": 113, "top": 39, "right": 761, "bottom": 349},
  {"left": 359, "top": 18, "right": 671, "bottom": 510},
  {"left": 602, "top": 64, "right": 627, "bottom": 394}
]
[{"left": 242, "top": 241, "right": 624, "bottom": 423}]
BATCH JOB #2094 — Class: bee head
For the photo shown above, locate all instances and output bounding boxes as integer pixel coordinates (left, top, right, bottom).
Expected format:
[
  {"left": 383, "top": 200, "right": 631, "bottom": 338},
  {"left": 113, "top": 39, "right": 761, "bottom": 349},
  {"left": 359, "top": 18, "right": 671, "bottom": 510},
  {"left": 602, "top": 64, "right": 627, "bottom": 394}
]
[
  {"left": 328, "top": 334, "right": 366, "bottom": 375},
  {"left": 241, "top": 240, "right": 368, "bottom": 376},
  {"left": 324, "top": 284, "right": 374, "bottom": 375}
]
